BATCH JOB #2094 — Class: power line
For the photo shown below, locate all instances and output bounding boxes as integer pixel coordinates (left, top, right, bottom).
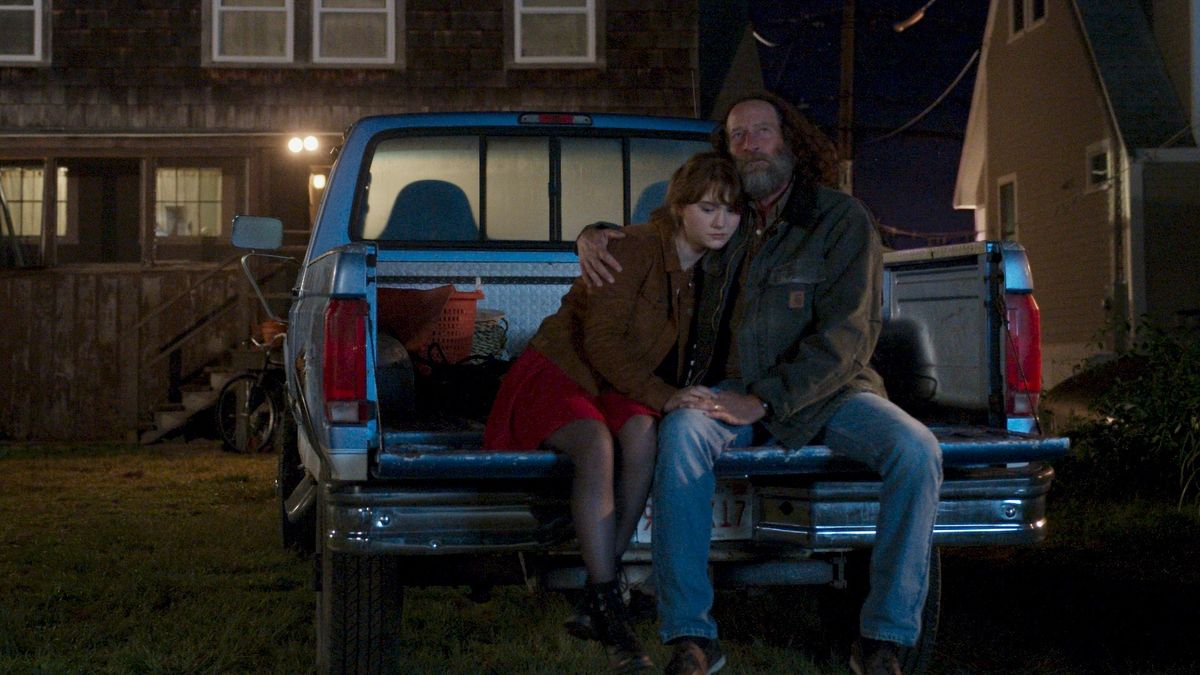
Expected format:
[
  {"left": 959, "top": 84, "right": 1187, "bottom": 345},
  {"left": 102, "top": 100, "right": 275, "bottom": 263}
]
[{"left": 863, "top": 48, "right": 980, "bottom": 145}]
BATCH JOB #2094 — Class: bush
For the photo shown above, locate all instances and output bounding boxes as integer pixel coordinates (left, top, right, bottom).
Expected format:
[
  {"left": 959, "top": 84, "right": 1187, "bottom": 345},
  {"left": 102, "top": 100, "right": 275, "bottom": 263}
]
[{"left": 1053, "top": 320, "right": 1200, "bottom": 509}]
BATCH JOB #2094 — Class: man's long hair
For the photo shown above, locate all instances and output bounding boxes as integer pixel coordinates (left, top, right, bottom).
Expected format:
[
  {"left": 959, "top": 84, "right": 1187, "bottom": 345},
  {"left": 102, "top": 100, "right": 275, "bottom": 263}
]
[{"left": 711, "top": 91, "right": 838, "bottom": 188}]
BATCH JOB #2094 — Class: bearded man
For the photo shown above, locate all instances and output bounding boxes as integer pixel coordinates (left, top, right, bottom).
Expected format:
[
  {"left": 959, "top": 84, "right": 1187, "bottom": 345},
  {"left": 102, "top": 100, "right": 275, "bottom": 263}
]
[{"left": 576, "top": 92, "right": 943, "bottom": 675}]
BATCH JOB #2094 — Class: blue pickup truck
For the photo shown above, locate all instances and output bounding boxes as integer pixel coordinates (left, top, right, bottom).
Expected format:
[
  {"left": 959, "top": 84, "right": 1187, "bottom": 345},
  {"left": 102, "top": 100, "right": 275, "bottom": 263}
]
[{"left": 232, "top": 112, "right": 1069, "bottom": 674}]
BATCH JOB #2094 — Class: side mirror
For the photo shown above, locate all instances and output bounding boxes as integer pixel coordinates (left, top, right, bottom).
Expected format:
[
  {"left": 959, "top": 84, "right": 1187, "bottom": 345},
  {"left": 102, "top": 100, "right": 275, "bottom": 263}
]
[{"left": 231, "top": 215, "right": 284, "bottom": 250}]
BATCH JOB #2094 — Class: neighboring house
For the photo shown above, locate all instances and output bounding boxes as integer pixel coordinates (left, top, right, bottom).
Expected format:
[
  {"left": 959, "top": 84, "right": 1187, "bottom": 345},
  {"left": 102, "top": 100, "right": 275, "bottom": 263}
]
[
  {"left": 0, "top": 1, "right": 761, "bottom": 440},
  {"left": 954, "top": 0, "right": 1200, "bottom": 388}
]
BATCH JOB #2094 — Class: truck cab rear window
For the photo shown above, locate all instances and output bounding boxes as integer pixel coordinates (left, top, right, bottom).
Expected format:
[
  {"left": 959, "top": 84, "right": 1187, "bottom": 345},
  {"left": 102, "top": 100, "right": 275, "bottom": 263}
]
[{"left": 355, "top": 133, "right": 709, "bottom": 242}]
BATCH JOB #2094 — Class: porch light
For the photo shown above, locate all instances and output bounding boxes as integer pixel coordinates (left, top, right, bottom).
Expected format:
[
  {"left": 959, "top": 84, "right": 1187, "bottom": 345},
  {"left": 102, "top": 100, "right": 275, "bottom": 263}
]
[
  {"left": 288, "top": 135, "right": 322, "bottom": 153},
  {"left": 311, "top": 173, "right": 327, "bottom": 190}
]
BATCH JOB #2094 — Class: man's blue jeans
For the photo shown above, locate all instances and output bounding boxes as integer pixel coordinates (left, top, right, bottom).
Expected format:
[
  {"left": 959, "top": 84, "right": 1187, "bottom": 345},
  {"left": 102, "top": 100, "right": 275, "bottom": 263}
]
[{"left": 651, "top": 391, "right": 942, "bottom": 646}]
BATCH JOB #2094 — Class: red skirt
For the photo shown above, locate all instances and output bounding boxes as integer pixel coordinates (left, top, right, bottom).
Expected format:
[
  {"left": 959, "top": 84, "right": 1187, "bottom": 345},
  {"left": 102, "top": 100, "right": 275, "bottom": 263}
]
[{"left": 483, "top": 348, "right": 659, "bottom": 451}]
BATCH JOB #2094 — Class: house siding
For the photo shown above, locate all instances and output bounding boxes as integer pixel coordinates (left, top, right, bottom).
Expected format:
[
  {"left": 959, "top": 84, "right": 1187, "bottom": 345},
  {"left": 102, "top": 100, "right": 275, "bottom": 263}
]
[
  {"left": 984, "top": 0, "right": 1119, "bottom": 385},
  {"left": 0, "top": 1, "right": 713, "bottom": 441},
  {"left": 0, "top": 1, "right": 699, "bottom": 134}
]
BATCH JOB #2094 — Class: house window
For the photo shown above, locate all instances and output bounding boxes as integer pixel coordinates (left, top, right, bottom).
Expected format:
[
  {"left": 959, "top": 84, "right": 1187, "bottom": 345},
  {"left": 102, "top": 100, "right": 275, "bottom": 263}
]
[
  {"left": 1010, "top": 0, "right": 1046, "bottom": 38},
  {"left": 0, "top": 165, "right": 67, "bottom": 237},
  {"left": 507, "top": 0, "right": 602, "bottom": 67},
  {"left": 156, "top": 168, "right": 224, "bottom": 237},
  {"left": 998, "top": 176, "right": 1017, "bottom": 240},
  {"left": 1086, "top": 141, "right": 1111, "bottom": 190},
  {"left": 212, "top": 0, "right": 295, "bottom": 63},
  {"left": 0, "top": 0, "right": 45, "bottom": 64},
  {"left": 313, "top": 0, "right": 395, "bottom": 64},
  {"left": 205, "top": 0, "right": 404, "bottom": 68}
]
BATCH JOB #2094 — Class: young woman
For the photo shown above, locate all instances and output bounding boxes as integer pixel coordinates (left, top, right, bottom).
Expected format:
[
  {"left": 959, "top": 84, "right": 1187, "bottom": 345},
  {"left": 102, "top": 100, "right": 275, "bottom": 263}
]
[{"left": 483, "top": 152, "right": 743, "bottom": 672}]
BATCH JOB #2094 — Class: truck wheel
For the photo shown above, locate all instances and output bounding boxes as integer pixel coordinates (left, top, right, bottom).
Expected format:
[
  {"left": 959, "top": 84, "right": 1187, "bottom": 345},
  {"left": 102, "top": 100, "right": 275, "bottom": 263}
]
[
  {"left": 316, "top": 549, "right": 405, "bottom": 674},
  {"left": 275, "top": 414, "right": 315, "bottom": 556}
]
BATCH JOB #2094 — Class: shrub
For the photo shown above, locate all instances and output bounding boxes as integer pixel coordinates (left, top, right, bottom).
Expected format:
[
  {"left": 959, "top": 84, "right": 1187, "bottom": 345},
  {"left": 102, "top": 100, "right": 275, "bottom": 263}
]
[{"left": 1054, "top": 319, "right": 1200, "bottom": 509}]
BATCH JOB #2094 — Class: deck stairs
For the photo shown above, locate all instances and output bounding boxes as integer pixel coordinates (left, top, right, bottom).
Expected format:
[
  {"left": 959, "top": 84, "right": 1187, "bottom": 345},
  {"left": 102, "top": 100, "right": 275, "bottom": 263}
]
[{"left": 135, "top": 246, "right": 302, "bottom": 445}]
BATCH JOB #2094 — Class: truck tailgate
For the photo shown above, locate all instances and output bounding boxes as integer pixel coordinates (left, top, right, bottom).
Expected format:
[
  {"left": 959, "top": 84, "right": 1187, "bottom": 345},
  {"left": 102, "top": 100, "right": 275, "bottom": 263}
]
[{"left": 375, "top": 426, "right": 1068, "bottom": 480}]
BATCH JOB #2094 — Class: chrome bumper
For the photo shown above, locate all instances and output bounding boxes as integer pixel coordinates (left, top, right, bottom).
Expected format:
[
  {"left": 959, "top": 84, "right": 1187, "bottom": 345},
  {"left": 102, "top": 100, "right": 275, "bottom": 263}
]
[{"left": 324, "top": 463, "right": 1054, "bottom": 555}]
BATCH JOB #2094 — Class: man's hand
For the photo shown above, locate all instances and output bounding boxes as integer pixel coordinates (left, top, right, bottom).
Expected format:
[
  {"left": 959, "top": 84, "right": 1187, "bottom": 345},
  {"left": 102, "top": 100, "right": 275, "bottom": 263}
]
[
  {"left": 705, "top": 391, "right": 767, "bottom": 426},
  {"left": 577, "top": 227, "right": 625, "bottom": 287},
  {"left": 664, "top": 385, "right": 718, "bottom": 412}
]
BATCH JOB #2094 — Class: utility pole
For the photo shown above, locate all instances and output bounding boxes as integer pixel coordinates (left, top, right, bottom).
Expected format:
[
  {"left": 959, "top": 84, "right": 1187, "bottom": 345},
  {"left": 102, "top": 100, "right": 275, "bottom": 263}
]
[{"left": 837, "top": 0, "right": 855, "bottom": 194}]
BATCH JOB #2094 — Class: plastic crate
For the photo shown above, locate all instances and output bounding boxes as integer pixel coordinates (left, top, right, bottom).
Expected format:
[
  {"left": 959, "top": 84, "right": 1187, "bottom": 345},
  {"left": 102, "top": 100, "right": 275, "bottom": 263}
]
[{"left": 413, "top": 289, "right": 484, "bottom": 363}]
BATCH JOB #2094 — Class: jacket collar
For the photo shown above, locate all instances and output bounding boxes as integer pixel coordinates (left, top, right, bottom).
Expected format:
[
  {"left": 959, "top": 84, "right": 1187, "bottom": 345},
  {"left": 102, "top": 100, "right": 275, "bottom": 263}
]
[{"left": 653, "top": 216, "right": 685, "bottom": 273}]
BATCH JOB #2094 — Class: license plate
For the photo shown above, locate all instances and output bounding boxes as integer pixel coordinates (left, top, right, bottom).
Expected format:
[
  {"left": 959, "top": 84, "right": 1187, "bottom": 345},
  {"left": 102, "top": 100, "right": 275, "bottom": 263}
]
[{"left": 632, "top": 482, "right": 753, "bottom": 544}]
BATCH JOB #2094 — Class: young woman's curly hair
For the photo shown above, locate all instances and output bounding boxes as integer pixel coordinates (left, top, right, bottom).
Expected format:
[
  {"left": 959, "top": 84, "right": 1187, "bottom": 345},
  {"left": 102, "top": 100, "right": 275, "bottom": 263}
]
[{"left": 710, "top": 90, "right": 839, "bottom": 188}]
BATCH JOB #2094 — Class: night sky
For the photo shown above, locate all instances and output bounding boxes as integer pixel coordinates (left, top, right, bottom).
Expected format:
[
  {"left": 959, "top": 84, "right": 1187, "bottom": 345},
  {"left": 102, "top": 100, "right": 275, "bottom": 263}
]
[{"left": 748, "top": 0, "right": 990, "bottom": 246}]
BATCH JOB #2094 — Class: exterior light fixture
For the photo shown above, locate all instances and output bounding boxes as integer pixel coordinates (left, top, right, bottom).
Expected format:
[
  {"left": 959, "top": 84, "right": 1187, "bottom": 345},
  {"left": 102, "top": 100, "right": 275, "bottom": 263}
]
[
  {"left": 303, "top": 135, "right": 319, "bottom": 152},
  {"left": 288, "top": 136, "right": 304, "bottom": 153},
  {"left": 311, "top": 173, "right": 327, "bottom": 190}
]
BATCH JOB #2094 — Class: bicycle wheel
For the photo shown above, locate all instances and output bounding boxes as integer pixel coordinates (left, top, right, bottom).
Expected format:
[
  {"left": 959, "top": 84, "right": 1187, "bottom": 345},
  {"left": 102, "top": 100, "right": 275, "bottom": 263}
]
[{"left": 216, "top": 373, "right": 279, "bottom": 454}]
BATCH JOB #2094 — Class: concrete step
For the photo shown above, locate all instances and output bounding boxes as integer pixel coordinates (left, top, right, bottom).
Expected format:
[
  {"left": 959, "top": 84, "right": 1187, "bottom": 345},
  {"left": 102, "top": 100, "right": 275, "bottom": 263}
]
[
  {"left": 182, "top": 387, "right": 219, "bottom": 411},
  {"left": 140, "top": 405, "right": 193, "bottom": 445}
]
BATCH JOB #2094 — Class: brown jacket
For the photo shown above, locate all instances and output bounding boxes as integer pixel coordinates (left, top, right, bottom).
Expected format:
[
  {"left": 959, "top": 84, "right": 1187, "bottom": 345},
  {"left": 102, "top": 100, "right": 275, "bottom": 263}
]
[{"left": 529, "top": 218, "right": 695, "bottom": 411}]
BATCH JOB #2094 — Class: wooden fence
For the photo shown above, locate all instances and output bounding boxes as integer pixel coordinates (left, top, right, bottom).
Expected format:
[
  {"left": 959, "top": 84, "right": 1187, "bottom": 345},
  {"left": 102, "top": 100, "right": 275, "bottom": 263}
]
[{"left": 0, "top": 262, "right": 256, "bottom": 441}]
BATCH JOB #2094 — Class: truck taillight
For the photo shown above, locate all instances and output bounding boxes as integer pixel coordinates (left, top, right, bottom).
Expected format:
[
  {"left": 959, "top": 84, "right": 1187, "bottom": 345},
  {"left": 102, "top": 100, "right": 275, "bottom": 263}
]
[
  {"left": 323, "top": 298, "right": 369, "bottom": 423},
  {"left": 1005, "top": 292, "right": 1042, "bottom": 418}
]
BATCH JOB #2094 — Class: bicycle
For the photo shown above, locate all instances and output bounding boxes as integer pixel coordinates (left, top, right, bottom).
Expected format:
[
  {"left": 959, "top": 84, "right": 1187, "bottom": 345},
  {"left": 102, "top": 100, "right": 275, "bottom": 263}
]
[{"left": 216, "top": 324, "right": 286, "bottom": 454}]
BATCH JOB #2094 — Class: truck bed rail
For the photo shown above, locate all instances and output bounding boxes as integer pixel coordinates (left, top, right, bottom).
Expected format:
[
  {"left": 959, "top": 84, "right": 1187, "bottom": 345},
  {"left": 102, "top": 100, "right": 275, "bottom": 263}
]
[{"left": 374, "top": 426, "right": 1069, "bottom": 481}]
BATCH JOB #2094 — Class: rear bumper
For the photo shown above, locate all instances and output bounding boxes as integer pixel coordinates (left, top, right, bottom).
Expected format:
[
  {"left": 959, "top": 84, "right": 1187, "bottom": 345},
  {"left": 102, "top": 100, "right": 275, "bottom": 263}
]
[
  {"left": 755, "top": 463, "right": 1053, "bottom": 548},
  {"left": 324, "top": 462, "right": 1056, "bottom": 555}
]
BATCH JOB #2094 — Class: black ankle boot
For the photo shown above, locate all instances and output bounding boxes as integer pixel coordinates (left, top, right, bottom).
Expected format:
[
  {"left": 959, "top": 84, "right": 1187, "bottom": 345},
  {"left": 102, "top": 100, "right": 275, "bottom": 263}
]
[{"left": 584, "top": 580, "right": 653, "bottom": 673}]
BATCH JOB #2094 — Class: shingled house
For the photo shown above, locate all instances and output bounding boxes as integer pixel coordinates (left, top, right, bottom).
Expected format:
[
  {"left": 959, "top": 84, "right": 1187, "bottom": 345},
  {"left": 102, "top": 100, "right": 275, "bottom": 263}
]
[
  {"left": 954, "top": 0, "right": 1200, "bottom": 387},
  {"left": 0, "top": 1, "right": 760, "bottom": 440}
]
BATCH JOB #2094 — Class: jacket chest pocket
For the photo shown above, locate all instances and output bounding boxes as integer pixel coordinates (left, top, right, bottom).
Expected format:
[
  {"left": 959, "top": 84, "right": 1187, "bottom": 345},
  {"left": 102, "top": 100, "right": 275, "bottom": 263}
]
[{"left": 760, "top": 258, "right": 825, "bottom": 336}]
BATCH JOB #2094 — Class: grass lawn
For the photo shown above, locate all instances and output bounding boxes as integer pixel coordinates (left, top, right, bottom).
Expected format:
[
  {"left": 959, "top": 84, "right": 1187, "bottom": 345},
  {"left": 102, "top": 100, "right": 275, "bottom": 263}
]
[{"left": 2, "top": 441, "right": 1198, "bottom": 674}]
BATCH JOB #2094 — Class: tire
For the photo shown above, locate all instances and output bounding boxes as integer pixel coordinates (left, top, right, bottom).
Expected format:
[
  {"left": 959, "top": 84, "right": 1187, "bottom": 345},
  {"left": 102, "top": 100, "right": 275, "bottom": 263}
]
[
  {"left": 316, "top": 547, "right": 405, "bottom": 674},
  {"left": 216, "top": 373, "right": 278, "bottom": 454},
  {"left": 820, "top": 547, "right": 942, "bottom": 675},
  {"left": 275, "top": 413, "right": 316, "bottom": 556}
]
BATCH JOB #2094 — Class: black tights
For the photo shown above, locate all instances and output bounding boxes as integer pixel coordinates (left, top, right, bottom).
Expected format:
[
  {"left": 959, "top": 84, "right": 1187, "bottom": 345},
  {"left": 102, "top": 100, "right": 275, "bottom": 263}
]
[{"left": 546, "top": 415, "right": 658, "bottom": 584}]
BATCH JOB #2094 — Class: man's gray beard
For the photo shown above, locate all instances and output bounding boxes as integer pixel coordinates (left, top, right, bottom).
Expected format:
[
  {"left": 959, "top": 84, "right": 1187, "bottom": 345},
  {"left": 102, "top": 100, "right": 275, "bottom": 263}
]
[{"left": 739, "top": 150, "right": 796, "bottom": 200}]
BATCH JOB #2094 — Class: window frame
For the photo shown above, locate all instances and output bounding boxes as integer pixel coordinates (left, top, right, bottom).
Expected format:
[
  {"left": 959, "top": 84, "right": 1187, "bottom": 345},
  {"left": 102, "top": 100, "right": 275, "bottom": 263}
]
[
  {"left": 997, "top": 174, "right": 1018, "bottom": 240},
  {"left": 312, "top": 0, "right": 398, "bottom": 66},
  {"left": 505, "top": 0, "right": 605, "bottom": 69},
  {"left": 0, "top": 163, "right": 69, "bottom": 239},
  {"left": 1009, "top": 0, "right": 1047, "bottom": 40},
  {"left": 0, "top": 0, "right": 48, "bottom": 65},
  {"left": 1086, "top": 139, "right": 1113, "bottom": 192},
  {"left": 209, "top": 0, "right": 295, "bottom": 65},
  {"left": 352, "top": 127, "right": 710, "bottom": 246},
  {"left": 204, "top": 0, "right": 405, "bottom": 69},
  {"left": 152, "top": 160, "right": 244, "bottom": 241}
]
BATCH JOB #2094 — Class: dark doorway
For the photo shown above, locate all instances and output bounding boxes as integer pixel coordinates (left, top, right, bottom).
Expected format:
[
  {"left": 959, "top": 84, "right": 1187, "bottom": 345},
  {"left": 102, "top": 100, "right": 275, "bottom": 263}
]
[{"left": 65, "top": 159, "right": 142, "bottom": 264}]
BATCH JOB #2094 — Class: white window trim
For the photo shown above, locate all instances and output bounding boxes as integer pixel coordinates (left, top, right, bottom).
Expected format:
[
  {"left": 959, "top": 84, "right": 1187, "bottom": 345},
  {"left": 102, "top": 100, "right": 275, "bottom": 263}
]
[
  {"left": 313, "top": 0, "right": 395, "bottom": 65},
  {"left": 998, "top": 173, "right": 1018, "bottom": 240},
  {"left": 513, "top": 0, "right": 597, "bottom": 65},
  {"left": 0, "top": 0, "right": 44, "bottom": 64},
  {"left": 1086, "top": 139, "right": 1113, "bottom": 192},
  {"left": 1007, "top": 0, "right": 1047, "bottom": 42},
  {"left": 211, "top": 0, "right": 295, "bottom": 65}
]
